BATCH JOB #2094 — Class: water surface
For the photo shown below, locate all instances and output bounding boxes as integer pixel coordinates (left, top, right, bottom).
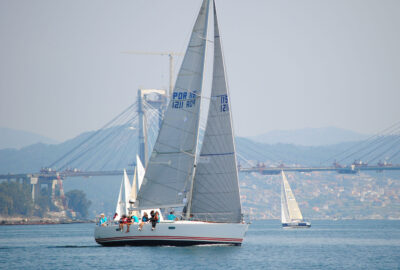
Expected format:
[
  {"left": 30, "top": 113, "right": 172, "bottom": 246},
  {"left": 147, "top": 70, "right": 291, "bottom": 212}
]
[{"left": 0, "top": 220, "right": 399, "bottom": 269}]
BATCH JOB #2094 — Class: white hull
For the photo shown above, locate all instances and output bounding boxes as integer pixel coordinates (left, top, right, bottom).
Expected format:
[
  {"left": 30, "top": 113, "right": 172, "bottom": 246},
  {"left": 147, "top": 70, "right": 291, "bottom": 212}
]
[
  {"left": 282, "top": 221, "right": 311, "bottom": 228},
  {"left": 95, "top": 221, "right": 249, "bottom": 246}
]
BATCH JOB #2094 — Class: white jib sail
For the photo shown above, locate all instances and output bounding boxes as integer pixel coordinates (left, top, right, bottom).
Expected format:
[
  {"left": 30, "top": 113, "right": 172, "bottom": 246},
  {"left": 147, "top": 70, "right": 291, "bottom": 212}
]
[
  {"left": 282, "top": 171, "right": 303, "bottom": 222},
  {"left": 189, "top": 1, "right": 242, "bottom": 223},
  {"left": 114, "top": 169, "right": 131, "bottom": 220},
  {"left": 136, "top": 0, "right": 211, "bottom": 210},
  {"left": 129, "top": 166, "right": 139, "bottom": 217},
  {"left": 136, "top": 155, "right": 145, "bottom": 190}
]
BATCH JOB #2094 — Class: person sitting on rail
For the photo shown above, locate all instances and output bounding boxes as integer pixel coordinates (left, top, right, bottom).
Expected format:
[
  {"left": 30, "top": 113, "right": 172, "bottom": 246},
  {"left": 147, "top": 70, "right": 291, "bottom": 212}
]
[
  {"left": 99, "top": 213, "right": 107, "bottom": 226},
  {"left": 125, "top": 216, "right": 133, "bottom": 233},
  {"left": 150, "top": 211, "right": 159, "bottom": 231},
  {"left": 138, "top": 212, "right": 149, "bottom": 231},
  {"left": 167, "top": 211, "right": 178, "bottom": 221},
  {"left": 119, "top": 214, "right": 128, "bottom": 232},
  {"left": 131, "top": 214, "right": 139, "bottom": 223}
]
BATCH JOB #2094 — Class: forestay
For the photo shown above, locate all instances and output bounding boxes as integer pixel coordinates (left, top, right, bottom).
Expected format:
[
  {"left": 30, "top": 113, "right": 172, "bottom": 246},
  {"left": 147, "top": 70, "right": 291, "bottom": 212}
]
[
  {"left": 189, "top": 2, "right": 242, "bottom": 223},
  {"left": 281, "top": 171, "right": 303, "bottom": 221},
  {"left": 136, "top": 0, "right": 210, "bottom": 209}
]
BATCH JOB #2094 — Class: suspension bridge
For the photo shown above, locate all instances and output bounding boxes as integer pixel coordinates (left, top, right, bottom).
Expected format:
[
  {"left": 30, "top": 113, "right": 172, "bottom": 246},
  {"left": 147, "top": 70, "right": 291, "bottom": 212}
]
[{"left": 1, "top": 88, "right": 399, "bottom": 207}]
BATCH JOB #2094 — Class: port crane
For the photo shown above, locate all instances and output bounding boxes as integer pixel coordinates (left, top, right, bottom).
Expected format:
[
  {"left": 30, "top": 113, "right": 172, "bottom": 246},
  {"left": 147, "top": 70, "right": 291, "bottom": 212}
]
[{"left": 121, "top": 51, "right": 183, "bottom": 97}]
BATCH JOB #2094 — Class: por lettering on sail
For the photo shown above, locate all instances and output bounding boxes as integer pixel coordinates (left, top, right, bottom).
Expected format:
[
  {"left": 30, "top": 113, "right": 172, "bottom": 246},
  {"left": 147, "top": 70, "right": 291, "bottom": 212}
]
[{"left": 171, "top": 90, "right": 198, "bottom": 109}]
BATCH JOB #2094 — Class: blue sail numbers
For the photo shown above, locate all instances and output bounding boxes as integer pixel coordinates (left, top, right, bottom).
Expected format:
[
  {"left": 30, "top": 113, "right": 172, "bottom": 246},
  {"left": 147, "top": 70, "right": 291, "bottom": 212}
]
[
  {"left": 220, "top": 94, "right": 229, "bottom": 112},
  {"left": 172, "top": 90, "right": 198, "bottom": 109}
]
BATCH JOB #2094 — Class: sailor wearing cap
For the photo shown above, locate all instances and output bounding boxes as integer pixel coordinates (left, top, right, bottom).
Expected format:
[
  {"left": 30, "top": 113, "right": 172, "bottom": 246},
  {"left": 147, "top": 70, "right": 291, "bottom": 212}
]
[{"left": 99, "top": 213, "right": 107, "bottom": 226}]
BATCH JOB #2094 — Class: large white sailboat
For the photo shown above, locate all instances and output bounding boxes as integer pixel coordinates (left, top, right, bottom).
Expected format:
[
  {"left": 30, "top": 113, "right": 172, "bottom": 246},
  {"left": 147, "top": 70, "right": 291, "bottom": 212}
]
[
  {"left": 281, "top": 171, "right": 311, "bottom": 228},
  {"left": 94, "top": 0, "right": 248, "bottom": 246}
]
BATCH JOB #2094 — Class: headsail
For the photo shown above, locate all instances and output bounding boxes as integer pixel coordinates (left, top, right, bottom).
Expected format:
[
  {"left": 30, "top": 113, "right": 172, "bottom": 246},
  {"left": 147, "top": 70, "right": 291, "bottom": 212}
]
[
  {"left": 136, "top": 0, "right": 211, "bottom": 209},
  {"left": 136, "top": 155, "right": 145, "bottom": 189},
  {"left": 129, "top": 166, "right": 139, "bottom": 217},
  {"left": 114, "top": 169, "right": 132, "bottom": 219},
  {"left": 189, "top": 1, "right": 242, "bottom": 223},
  {"left": 281, "top": 171, "right": 303, "bottom": 222}
]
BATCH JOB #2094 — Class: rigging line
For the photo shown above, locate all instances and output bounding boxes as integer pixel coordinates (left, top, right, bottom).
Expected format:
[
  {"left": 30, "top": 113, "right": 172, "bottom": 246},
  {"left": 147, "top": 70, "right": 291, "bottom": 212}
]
[
  {"left": 48, "top": 101, "right": 137, "bottom": 168},
  {"left": 111, "top": 118, "right": 141, "bottom": 170},
  {"left": 367, "top": 135, "right": 400, "bottom": 164},
  {"left": 96, "top": 114, "right": 140, "bottom": 171},
  {"left": 332, "top": 121, "right": 400, "bottom": 162},
  {"left": 59, "top": 104, "right": 138, "bottom": 170},
  {"left": 61, "top": 112, "right": 138, "bottom": 171},
  {"left": 84, "top": 122, "right": 136, "bottom": 170},
  {"left": 322, "top": 120, "right": 400, "bottom": 165},
  {"left": 62, "top": 108, "right": 138, "bottom": 170},
  {"left": 142, "top": 100, "right": 165, "bottom": 117},
  {"left": 388, "top": 145, "right": 400, "bottom": 161},
  {"left": 235, "top": 152, "right": 254, "bottom": 167},
  {"left": 59, "top": 123, "right": 130, "bottom": 171},
  {"left": 342, "top": 125, "right": 400, "bottom": 164},
  {"left": 238, "top": 140, "right": 280, "bottom": 163}
]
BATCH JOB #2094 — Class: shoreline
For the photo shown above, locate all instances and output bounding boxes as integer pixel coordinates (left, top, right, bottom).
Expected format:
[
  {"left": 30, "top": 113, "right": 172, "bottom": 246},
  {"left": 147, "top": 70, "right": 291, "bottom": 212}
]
[{"left": 0, "top": 216, "right": 94, "bottom": 225}]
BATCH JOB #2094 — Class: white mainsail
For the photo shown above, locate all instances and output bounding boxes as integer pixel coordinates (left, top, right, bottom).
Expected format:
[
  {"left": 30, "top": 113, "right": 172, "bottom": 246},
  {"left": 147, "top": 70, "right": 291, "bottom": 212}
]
[
  {"left": 281, "top": 171, "right": 303, "bottom": 223},
  {"left": 281, "top": 176, "right": 290, "bottom": 224},
  {"left": 189, "top": 1, "right": 242, "bottom": 223},
  {"left": 114, "top": 169, "right": 132, "bottom": 220},
  {"left": 136, "top": 0, "right": 211, "bottom": 210}
]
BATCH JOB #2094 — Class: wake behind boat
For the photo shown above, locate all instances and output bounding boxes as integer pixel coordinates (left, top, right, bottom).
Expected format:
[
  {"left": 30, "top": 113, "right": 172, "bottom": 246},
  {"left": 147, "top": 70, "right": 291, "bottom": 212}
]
[
  {"left": 281, "top": 171, "right": 311, "bottom": 228},
  {"left": 95, "top": 0, "right": 249, "bottom": 246}
]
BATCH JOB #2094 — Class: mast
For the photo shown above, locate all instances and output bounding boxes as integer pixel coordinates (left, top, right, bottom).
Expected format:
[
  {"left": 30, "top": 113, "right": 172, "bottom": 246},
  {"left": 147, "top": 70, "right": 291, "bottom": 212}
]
[
  {"left": 185, "top": 0, "right": 211, "bottom": 220},
  {"left": 135, "top": 0, "right": 211, "bottom": 210},
  {"left": 188, "top": 0, "right": 242, "bottom": 223}
]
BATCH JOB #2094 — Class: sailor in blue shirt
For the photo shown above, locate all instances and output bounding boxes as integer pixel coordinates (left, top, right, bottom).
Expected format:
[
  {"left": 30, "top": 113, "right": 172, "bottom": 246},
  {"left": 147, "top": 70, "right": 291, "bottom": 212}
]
[
  {"left": 167, "top": 211, "right": 178, "bottom": 221},
  {"left": 99, "top": 213, "right": 107, "bottom": 226},
  {"left": 131, "top": 215, "right": 139, "bottom": 223}
]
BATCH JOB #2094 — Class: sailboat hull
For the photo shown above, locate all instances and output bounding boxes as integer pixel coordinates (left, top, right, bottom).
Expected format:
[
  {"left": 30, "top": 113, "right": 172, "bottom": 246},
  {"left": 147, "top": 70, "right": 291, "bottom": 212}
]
[
  {"left": 282, "top": 222, "right": 311, "bottom": 228},
  {"left": 95, "top": 221, "right": 248, "bottom": 246}
]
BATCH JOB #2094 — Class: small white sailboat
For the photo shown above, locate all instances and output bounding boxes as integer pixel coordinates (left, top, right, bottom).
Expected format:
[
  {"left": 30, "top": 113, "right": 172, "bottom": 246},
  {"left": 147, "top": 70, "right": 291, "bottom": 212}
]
[
  {"left": 281, "top": 171, "right": 311, "bottom": 228},
  {"left": 113, "top": 169, "right": 131, "bottom": 221},
  {"left": 95, "top": 0, "right": 248, "bottom": 246}
]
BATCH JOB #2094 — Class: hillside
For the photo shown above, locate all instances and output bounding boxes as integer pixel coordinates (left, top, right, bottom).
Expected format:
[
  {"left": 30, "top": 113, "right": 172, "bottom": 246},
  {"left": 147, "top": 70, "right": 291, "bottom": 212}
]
[
  {"left": 0, "top": 127, "right": 58, "bottom": 149},
  {"left": 1, "top": 128, "right": 399, "bottom": 220},
  {"left": 251, "top": 127, "right": 368, "bottom": 146}
]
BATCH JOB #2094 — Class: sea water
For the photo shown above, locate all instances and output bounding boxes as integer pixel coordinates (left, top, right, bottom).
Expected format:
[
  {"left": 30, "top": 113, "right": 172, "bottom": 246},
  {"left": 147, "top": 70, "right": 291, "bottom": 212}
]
[{"left": 0, "top": 220, "right": 399, "bottom": 269}]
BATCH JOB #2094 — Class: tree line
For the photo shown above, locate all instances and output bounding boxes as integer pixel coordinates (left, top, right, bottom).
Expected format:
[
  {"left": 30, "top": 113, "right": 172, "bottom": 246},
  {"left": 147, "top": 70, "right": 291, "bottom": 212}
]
[{"left": 0, "top": 181, "right": 91, "bottom": 218}]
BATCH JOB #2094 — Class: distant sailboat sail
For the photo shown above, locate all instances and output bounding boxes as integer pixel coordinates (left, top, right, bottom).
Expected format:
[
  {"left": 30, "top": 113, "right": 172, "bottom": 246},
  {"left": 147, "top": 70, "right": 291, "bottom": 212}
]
[
  {"left": 114, "top": 169, "right": 131, "bottom": 220},
  {"left": 189, "top": 2, "right": 242, "bottom": 223},
  {"left": 129, "top": 166, "right": 139, "bottom": 217},
  {"left": 136, "top": 155, "right": 145, "bottom": 189},
  {"left": 281, "top": 171, "right": 310, "bottom": 228},
  {"left": 136, "top": 0, "right": 210, "bottom": 210}
]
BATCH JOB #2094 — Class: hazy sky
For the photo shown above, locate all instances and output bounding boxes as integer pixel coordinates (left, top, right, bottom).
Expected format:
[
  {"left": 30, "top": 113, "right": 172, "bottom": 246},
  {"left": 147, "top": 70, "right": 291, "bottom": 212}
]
[{"left": 1, "top": 0, "right": 399, "bottom": 141}]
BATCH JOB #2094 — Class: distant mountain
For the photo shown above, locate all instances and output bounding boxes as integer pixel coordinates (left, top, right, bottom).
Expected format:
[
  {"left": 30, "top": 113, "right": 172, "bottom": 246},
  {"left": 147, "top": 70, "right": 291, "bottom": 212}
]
[
  {"left": 1, "top": 128, "right": 399, "bottom": 220},
  {"left": 0, "top": 127, "right": 58, "bottom": 149},
  {"left": 251, "top": 127, "right": 368, "bottom": 146}
]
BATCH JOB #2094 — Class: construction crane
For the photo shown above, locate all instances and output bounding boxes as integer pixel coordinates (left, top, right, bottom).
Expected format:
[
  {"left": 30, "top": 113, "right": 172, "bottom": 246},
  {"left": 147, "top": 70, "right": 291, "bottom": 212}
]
[{"left": 122, "top": 51, "right": 184, "bottom": 97}]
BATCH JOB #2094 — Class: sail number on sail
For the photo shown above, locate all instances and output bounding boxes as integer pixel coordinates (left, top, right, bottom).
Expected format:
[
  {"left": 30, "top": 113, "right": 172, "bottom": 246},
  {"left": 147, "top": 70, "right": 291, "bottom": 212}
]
[
  {"left": 219, "top": 94, "right": 229, "bottom": 112},
  {"left": 172, "top": 91, "right": 198, "bottom": 109}
]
